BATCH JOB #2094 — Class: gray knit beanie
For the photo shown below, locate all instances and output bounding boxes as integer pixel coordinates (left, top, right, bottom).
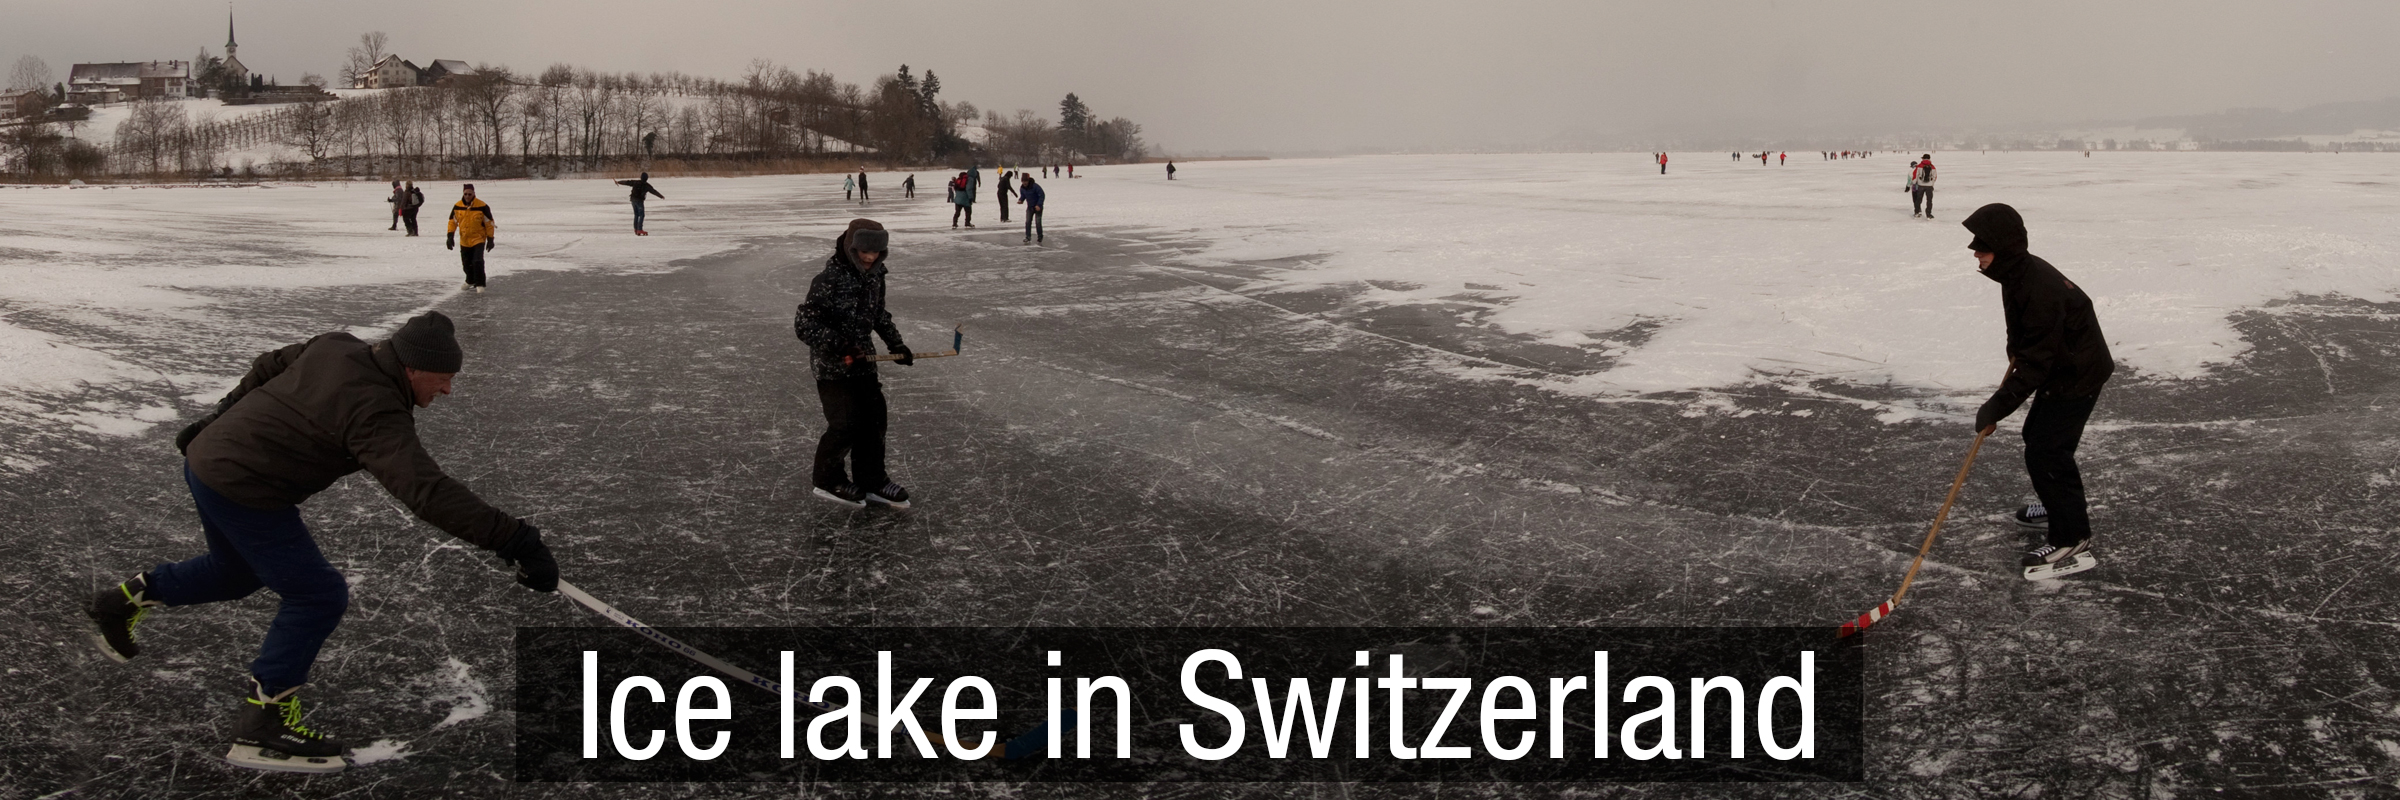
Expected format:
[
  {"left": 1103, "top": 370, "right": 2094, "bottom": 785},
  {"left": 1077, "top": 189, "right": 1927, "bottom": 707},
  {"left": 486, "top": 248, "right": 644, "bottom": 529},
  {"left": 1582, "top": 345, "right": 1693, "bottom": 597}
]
[{"left": 391, "top": 311, "right": 463, "bottom": 373}]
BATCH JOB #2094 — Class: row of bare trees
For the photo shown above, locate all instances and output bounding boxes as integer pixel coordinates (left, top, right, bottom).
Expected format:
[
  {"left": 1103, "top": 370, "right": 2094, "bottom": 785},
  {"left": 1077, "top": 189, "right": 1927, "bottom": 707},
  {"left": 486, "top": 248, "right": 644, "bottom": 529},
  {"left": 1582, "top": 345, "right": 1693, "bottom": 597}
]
[{"left": 5, "top": 54, "right": 1148, "bottom": 181}]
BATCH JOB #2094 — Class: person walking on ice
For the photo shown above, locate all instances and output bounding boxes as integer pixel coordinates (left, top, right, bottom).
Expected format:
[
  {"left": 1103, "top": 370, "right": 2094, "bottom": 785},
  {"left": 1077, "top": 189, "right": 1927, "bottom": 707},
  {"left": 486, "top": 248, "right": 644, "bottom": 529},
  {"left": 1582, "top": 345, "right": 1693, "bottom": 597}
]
[
  {"left": 794, "top": 219, "right": 915, "bottom": 509},
  {"left": 995, "top": 170, "right": 1015, "bottom": 222},
  {"left": 386, "top": 181, "right": 405, "bottom": 231},
  {"left": 1963, "top": 203, "right": 2114, "bottom": 580},
  {"left": 1657, "top": 152, "right": 1668, "bottom": 174},
  {"left": 1167, "top": 161, "right": 1177, "bottom": 180},
  {"left": 615, "top": 172, "right": 664, "bottom": 235},
  {"left": 844, "top": 173, "right": 855, "bottom": 201},
  {"left": 1908, "top": 155, "right": 1937, "bottom": 218},
  {"left": 949, "top": 172, "right": 975, "bottom": 228},
  {"left": 445, "top": 185, "right": 496, "bottom": 293},
  {"left": 858, "top": 169, "right": 870, "bottom": 202},
  {"left": 401, "top": 181, "right": 424, "bottom": 236},
  {"left": 903, "top": 174, "right": 915, "bottom": 198},
  {"left": 84, "top": 311, "right": 561, "bottom": 773},
  {"left": 1019, "top": 173, "right": 1045, "bottom": 243}
]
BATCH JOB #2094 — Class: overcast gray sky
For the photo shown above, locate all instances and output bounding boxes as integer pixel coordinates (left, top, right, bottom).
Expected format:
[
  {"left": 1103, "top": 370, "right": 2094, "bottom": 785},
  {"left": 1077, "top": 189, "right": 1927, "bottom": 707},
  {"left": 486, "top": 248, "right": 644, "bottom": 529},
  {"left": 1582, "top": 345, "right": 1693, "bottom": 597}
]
[{"left": 6, "top": 0, "right": 2396, "bottom": 153}]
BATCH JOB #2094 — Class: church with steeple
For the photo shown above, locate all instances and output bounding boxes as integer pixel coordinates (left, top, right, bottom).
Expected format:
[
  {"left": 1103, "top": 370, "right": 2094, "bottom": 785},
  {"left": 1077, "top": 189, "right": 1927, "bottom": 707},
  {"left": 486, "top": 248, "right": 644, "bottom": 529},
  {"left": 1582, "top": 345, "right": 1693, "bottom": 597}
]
[{"left": 221, "top": 9, "right": 248, "bottom": 83}]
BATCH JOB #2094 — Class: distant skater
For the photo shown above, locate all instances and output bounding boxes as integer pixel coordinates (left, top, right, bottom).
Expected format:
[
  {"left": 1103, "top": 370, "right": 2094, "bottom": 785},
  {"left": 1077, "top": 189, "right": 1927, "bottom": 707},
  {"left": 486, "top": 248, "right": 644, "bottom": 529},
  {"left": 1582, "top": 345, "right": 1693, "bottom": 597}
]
[
  {"left": 445, "top": 185, "right": 495, "bottom": 292},
  {"left": 1067, "top": 164, "right": 1075, "bottom": 178},
  {"left": 903, "top": 174, "right": 915, "bottom": 198},
  {"left": 1779, "top": 151, "right": 1786, "bottom": 165},
  {"left": 844, "top": 174, "right": 854, "bottom": 201},
  {"left": 858, "top": 170, "right": 870, "bottom": 202},
  {"left": 1908, "top": 155, "right": 1936, "bottom": 218},
  {"left": 1964, "top": 203, "right": 2113, "bottom": 581},
  {"left": 1019, "top": 173, "right": 1045, "bottom": 243},
  {"left": 614, "top": 172, "right": 664, "bottom": 235},
  {"left": 1167, "top": 161, "right": 1177, "bottom": 180},
  {"left": 387, "top": 181, "right": 404, "bottom": 231},
  {"left": 401, "top": 182, "right": 423, "bottom": 236},
  {"left": 949, "top": 172, "right": 974, "bottom": 228},
  {"left": 995, "top": 171, "right": 1015, "bottom": 222}
]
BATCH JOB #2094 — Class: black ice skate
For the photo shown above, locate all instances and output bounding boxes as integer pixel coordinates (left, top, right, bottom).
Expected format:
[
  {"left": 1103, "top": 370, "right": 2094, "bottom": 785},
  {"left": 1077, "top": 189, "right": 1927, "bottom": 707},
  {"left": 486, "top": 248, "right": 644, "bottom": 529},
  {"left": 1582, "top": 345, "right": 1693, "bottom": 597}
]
[
  {"left": 865, "top": 482, "right": 911, "bottom": 510},
  {"left": 2011, "top": 503, "right": 2049, "bottom": 531},
  {"left": 812, "top": 482, "right": 868, "bottom": 509},
  {"left": 227, "top": 678, "right": 347, "bottom": 774},
  {"left": 2020, "top": 539, "right": 2097, "bottom": 580},
  {"left": 87, "top": 573, "right": 163, "bottom": 663}
]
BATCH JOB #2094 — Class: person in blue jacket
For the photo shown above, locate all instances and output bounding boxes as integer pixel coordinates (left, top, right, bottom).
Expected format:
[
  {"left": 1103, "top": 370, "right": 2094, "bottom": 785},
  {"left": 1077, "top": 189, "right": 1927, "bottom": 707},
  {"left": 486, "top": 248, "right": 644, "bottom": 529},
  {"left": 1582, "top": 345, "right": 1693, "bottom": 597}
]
[{"left": 1018, "top": 174, "right": 1046, "bottom": 244}]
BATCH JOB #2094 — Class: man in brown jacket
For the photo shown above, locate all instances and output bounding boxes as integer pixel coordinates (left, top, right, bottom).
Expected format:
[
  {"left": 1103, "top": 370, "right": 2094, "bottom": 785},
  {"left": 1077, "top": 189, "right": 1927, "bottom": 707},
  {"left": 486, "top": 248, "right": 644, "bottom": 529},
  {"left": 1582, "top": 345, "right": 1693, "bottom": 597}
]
[{"left": 85, "top": 311, "right": 557, "bottom": 773}]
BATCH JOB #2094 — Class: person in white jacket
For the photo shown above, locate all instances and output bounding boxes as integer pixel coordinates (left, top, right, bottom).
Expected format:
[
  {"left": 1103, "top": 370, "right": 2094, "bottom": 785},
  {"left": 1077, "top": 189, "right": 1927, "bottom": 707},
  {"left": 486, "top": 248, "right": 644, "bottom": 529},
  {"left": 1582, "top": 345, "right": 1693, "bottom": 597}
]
[{"left": 1907, "top": 155, "right": 1937, "bottom": 218}]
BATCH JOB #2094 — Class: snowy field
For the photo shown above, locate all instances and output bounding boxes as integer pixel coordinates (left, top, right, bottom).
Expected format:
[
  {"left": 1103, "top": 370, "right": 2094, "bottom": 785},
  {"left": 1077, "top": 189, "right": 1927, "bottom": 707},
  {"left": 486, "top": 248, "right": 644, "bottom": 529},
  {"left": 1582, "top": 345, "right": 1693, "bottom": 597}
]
[{"left": 6, "top": 153, "right": 2400, "bottom": 796}]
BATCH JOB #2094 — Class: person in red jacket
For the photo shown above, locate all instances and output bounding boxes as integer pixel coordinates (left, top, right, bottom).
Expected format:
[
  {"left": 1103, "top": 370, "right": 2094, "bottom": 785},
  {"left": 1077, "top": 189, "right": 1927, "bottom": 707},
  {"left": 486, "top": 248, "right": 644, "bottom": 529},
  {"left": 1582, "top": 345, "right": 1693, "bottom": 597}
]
[{"left": 1657, "top": 152, "right": 1668, "bottom": 174}]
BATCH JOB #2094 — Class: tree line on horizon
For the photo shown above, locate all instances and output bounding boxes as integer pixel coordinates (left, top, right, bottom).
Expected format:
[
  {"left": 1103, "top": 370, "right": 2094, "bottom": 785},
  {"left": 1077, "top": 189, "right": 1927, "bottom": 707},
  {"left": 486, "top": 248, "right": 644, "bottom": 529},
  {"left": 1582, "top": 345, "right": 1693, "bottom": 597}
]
[{"left": 0, "top": 41, "right": 1148, "bottom": 181}]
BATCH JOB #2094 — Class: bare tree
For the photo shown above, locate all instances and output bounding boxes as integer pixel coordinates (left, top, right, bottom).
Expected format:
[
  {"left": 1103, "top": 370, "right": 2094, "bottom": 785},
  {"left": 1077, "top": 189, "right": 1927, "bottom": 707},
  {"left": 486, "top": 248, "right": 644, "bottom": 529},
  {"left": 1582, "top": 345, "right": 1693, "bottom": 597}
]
[
  {"left": 281, "top": 101, "right": 335, "bottom": 161},
  {"left": 345, "top": 31, "right": 390, "bottom": 87},
  {"left": 451, "top": 65, "right": 517, "bottom": 163},
  {"left": 9, "top": 56, "right": 54, "bottom": 94}
]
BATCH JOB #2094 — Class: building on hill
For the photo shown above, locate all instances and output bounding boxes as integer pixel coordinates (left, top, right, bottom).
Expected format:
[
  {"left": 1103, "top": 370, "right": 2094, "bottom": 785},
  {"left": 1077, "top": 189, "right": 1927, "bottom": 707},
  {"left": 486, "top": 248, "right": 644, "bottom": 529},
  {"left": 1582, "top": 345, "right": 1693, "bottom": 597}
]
[
  {"left": 66, "top": 61, "right": 193, "bottom": 105},
  {"left": 221, "top": 10, "right": 248, "bottom": 86},
  {"left": 356, "top": 54, "right": 422, "bottom": 89},
  {"left": 2, "top": 90, "right": 47, "bottom": 120},
  {"left": 421, "top": 60, "right": 473, "bottom": 85}
]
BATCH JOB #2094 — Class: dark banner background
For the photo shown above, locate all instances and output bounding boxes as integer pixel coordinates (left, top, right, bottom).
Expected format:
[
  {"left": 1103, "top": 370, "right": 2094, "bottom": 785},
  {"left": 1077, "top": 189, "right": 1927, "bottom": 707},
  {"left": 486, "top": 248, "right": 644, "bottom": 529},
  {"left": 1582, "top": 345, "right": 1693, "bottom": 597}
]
[{"left": 517, "top": 627, "right": 1863, "bottom": 783}]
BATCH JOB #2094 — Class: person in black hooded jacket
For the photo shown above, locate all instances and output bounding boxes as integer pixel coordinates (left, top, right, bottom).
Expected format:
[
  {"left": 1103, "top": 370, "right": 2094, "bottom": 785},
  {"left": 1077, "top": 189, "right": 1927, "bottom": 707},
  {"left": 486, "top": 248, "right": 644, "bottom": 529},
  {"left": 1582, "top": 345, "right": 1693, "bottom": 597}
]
[
  {"left": 1963, "top": 203, "right": 2114, "bottom": 574},
  {"left": 794, "top": 218, "right": 913, "bottom": 509}
]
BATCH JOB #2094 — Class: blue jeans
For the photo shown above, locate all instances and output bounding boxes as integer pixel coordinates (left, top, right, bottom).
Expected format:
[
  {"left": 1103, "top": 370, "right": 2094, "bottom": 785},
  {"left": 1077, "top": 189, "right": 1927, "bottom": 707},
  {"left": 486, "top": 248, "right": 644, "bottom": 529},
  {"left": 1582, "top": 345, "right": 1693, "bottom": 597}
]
[
  {"left": 633, "top": 200, "right": 646, "bottom": 231},
  {"left": 1024, "top": 207, "right": 1043, "bottom": 241},
  {"left": 147, "top": 465, "right": 349, "bottom": 695}
]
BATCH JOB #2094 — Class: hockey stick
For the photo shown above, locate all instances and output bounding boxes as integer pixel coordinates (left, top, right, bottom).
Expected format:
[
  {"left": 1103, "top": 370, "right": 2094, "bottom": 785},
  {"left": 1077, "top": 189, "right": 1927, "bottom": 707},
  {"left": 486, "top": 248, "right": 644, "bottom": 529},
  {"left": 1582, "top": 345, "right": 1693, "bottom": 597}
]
[
  {"left": 843, "top": 325, "right": 965, "bottom": 365},
  {"left": 554, "top": 578, "right": 1054, "bottom": 759},
  {"left": 1835, "top": 428, "right": 1988, "bottom": 639}
]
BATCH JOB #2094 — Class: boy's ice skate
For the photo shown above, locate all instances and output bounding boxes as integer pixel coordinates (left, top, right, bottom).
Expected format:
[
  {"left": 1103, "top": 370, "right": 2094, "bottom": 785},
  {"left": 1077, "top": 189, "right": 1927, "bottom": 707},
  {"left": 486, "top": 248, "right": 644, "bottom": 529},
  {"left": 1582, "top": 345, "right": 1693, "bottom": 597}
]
[
  {"left": 812, "top": 482, "right": 867, "bottom": 509},
  {"left": 226, "top": 678, "right": 347, "bottom": 774},
  {"left": 865, "top": 482, "right": 910, "bottom": 510},
  {"left": 2021, "top": 539, "right": 2096, "bottom": 580},
  {"left": 87, "top": 573, "right": 163, "bottom": 663}
]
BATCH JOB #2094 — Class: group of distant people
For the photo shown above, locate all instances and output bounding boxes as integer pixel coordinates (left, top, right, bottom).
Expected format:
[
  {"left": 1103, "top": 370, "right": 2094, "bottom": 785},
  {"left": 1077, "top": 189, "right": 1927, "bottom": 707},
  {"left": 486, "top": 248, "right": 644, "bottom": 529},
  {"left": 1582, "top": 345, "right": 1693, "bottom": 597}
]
[{"left": 387, "top": 179, "right": 501, "bottom": 292}]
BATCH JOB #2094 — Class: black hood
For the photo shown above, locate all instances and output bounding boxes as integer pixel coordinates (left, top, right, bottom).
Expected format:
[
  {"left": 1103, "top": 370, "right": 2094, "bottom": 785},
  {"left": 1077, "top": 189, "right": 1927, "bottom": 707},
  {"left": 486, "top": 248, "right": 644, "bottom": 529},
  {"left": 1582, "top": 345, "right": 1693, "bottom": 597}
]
[{"left": 1962, "top": 203, "right": 2028, "bottom": 254}]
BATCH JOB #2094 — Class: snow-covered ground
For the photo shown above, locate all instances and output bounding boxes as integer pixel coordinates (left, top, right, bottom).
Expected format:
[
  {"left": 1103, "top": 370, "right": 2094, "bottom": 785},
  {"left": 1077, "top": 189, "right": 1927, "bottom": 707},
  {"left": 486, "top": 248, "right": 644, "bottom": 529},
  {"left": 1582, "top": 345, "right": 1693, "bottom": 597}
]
[
  {"left": 1046, "top": 152, "right": 2400, "bottom": 412},
  {"left": 4, "top": 152, "right": 2396, "bottom": 449},
  {"left": 60, "top": 95, "right": 292, "bottom": 144}
]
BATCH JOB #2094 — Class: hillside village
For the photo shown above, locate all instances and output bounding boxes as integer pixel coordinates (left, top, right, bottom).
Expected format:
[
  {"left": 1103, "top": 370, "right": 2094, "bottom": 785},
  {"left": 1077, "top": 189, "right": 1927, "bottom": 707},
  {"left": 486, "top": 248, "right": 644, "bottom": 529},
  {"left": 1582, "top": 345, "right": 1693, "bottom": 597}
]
[{"left": 0, "top": 12, "right": 1149, "bottom": 182}]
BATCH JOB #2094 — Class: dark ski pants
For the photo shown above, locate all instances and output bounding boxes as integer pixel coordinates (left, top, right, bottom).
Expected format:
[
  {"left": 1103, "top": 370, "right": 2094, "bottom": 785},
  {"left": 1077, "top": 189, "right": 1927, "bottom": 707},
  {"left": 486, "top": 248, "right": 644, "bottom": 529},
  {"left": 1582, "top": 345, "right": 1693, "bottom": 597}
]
[
  {"left": 632, "top": 199, "right": 646, "bottom": 231},
  {"left": 998, "top": 198, "right": 1010, "bottom": 222},
  {"left": 401, "top": 209, "right": 420, "bottom": 235},
  {"left": 952, "top": 203, "right": 972, "bottom": 226},
  {"left": 814, "top": 374, "right": 890, "bottom": 491},
  {"left": 1024, "top": 207, "right": 1043, "bottom": 242},
  {"left": 1912, "top": 187, "right": 1934, "bottom": 216},
  {"left": 147, "top": 464, "right": 348, "bottom": 696},
  {"left": 2023, "top": 391, "right": 2099, "bottom": 547},
  {"left": 460, "top": 243, "right": 487, "bottom": 287}
]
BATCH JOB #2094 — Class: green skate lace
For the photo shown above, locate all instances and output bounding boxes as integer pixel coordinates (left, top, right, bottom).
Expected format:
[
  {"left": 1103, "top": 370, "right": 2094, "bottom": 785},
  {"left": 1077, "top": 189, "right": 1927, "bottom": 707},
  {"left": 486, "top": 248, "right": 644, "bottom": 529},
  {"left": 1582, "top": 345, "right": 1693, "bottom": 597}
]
[
  {"left": 121, "top": 584, "right": 152, "bottom": 641},
  {"left": 250, "top": 695, "right": 323, "bottom": 739}
]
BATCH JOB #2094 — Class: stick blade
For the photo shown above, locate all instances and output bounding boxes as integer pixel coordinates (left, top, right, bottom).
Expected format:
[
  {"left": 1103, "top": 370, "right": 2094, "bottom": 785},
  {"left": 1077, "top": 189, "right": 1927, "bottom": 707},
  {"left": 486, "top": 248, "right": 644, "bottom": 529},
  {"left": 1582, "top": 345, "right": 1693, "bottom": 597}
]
[{"left": 1836, "top": 600, "right": 1895, "bottom": 639}]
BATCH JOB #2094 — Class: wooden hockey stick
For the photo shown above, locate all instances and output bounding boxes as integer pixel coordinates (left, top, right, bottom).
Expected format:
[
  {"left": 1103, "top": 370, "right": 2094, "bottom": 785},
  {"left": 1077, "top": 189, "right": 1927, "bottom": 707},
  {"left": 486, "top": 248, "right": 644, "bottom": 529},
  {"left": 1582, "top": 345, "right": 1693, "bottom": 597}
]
[
  {"left": 844, "top": 325, "right": 965, "bottom": 364},
  {"left": 1837, "top": 361, "right": 2013, "bottom": 638},
  {"left": 1836, "top": 428, "right": 1987, "bottom": 639}
]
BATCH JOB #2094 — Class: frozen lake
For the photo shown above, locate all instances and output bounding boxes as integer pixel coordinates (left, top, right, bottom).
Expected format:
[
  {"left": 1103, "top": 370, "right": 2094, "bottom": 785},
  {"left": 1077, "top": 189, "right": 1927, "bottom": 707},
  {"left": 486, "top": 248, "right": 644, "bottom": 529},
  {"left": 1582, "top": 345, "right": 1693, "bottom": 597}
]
[{"left": 4, "top": 153, "right": 2398, "bottom": 795}]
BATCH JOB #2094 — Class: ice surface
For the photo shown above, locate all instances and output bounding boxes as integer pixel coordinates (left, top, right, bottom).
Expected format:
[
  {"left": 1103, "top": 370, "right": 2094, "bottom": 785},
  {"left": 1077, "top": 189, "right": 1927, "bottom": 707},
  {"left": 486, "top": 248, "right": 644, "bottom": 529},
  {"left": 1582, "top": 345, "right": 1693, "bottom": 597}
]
[
  {"left": 1032, "top": 152, "right": 2400, "bottom": 409},
  {"left": 348, "top": 738, "right": 414, "bottom": 765},
  {"left": 425, "top": 657, "right": 489, "bottom": 729}
]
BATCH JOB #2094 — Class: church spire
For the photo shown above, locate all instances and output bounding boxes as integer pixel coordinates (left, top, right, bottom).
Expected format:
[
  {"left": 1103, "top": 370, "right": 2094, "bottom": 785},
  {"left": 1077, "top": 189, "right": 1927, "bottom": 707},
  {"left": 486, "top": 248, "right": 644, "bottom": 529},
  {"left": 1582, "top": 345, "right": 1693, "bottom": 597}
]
[{"left": 226, "top": 6, "right": 238, "bottom": 53}]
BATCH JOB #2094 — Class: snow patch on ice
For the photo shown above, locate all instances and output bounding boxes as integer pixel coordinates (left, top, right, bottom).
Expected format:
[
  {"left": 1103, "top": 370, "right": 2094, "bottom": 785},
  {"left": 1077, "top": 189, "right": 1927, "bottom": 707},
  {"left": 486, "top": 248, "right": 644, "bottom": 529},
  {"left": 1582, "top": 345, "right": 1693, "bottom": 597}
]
[
  {"left": 350, "top": 738, "right": 414, "bottom": 765},
  {"left": 423, "top": 657, "right": 491, "bottom": 729}
]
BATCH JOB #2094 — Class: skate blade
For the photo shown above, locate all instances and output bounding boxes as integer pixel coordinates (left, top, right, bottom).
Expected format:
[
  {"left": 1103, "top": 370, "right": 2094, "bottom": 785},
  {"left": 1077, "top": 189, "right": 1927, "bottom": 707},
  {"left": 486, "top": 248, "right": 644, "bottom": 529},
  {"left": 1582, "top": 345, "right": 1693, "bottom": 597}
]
[
  {"left": 90, "top": 633, "right": 132, "bottom": 663},
  {"left": 226, "top": 744, "right": 347, "bottom": 774},
  {"left": 865, "top": 494, "right": 911, "bottom": 510},
  {"left": 2010, "top": 519, "right": 2049, "bottom": 532},
  {"left": 810, "top": 487, "right": 866, "bottom": 509},
  {"left": 2022, "top": 553, "right": 2098, "bottom": 581}
]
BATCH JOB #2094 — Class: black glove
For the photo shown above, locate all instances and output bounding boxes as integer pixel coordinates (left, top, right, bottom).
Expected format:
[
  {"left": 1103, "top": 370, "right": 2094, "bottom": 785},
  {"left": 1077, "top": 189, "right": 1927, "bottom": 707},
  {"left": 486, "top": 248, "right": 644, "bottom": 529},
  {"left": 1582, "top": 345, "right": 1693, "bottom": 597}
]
[
  {"left": 445, "top": 233, "right": 455, "bottom": 250},
  {"left": 497, "top": 524, "right": 559, "bottom": 593},
  {"left": 175, "top": 419, "right": 208, "bottom": 454},
  {"left": 894, "top": 345, "right": 914, "bottom": 366},
  {"left": 484, "top": 237, "right": 495, "bottom": 250},
  {"left": 1974, "top": 400, "right": 2006, "bottom": 435}
]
